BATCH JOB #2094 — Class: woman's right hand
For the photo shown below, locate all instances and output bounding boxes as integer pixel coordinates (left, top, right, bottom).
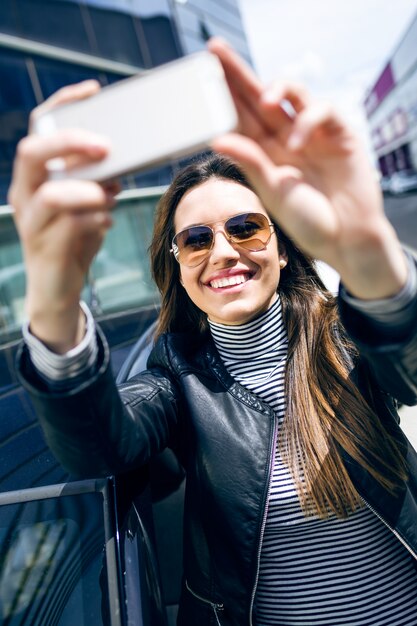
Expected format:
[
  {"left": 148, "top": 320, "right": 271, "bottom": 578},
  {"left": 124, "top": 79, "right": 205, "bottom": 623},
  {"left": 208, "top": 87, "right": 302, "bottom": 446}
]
[
  {"left": 209, "top": 38, "right": 408, "bottom": 301},
  {"left": 8, "top": 81, "right": 118, "bottom": 353}
]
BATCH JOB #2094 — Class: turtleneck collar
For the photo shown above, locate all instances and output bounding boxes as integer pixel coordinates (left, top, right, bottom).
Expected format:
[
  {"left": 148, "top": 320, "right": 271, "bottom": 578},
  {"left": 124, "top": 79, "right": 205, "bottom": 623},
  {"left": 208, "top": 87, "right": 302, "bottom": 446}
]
[{"left": 208, "top": 295, "right": 287, "bottom": 363}]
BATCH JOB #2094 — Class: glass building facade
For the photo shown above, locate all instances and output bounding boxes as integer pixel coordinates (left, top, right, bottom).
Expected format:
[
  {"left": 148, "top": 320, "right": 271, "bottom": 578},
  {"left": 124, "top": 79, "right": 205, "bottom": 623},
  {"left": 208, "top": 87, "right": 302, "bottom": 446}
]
[{"left": 0, "top": 0, "right": 251, "bottom": 203}]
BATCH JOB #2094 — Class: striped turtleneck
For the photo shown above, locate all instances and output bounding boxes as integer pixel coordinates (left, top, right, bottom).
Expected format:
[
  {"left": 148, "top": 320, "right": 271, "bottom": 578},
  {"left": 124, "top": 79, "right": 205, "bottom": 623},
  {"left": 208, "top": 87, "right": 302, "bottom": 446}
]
[
  {"left": 209, "top": 296, "right": 287, "bottom": 417},
  {"left": 208, "top": 296, "right": 417, "bottom": 626}
]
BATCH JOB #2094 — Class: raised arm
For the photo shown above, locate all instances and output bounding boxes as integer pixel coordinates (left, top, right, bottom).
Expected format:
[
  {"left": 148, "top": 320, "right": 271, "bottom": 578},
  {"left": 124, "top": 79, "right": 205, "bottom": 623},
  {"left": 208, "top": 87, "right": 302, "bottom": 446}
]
[{"left": 9, "top": 80, "right": 118, "bottom": 354}]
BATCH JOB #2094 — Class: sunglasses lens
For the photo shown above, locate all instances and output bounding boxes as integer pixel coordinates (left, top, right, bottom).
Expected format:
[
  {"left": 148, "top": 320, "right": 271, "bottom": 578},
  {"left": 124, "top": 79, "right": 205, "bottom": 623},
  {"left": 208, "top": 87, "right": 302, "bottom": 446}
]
[
  {"left": 172, "top": 213, "right": 273, "bottom": 267},
  {"left": 226, "top": 213, "right": 272, "bottom": 250},
  {"left": 173, "top": 225, "right": 213, "bottom": 267}
]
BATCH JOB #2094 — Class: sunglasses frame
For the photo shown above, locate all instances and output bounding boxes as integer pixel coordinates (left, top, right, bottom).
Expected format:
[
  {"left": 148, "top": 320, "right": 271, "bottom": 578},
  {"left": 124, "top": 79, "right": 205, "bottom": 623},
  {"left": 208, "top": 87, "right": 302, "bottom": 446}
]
[{"left": 170, "top": 212, "right": 275, "bottom": 268}]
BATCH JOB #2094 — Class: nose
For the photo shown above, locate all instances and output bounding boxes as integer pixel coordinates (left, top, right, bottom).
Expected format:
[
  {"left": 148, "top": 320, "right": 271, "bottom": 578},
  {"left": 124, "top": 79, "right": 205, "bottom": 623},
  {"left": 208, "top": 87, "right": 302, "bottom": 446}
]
[{"left": 209, "top": 229, "right": 240, "bottom": 264}]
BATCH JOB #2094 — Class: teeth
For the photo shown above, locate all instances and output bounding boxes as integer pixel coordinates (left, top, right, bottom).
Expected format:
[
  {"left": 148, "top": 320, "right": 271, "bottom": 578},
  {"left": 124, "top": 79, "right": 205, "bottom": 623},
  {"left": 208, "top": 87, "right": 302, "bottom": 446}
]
[{"left": 210, "top": 274, "right": 248, "bottom": 289}]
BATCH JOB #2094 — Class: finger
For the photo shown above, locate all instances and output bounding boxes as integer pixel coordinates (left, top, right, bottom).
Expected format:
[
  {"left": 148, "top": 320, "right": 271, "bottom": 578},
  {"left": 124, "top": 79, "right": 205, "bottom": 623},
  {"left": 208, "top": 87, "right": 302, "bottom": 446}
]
[
  {"left": 259, "top": 81, "right": 311, "bottom": 138},
  {"left": 209, "top": 39, "right": 302, "bottom": 142},
  {"left": 286, "top": 102, "right": 350, "bottom": 152},
  {"left": 209, "top": 51, "right": 272, "bottom": 140},
  {"left": 56, "top": 149, "right": 110, "bottom": 173},
  {"left": 208, "top": 38, "right": 279, "bottom": 137},
  {"left": 231, "top": 87, "right": 266, "bottom": 139},
  {"left": 29, "top": 209, "right": 113, "bottom": 277},
  {"left": 208, "top": 37, "right": 263, "bottom": 103},
  {"left": 14, "top": 179, "right": 116, "bottom": 244},
  {"left": 29, "top": 80, "right": 101, "bottom": 132},
  {"left": 63, "top": 209, "right": 113, "bottom": 237},
  {"left": 39, "top": 210, "right": 113, "bottom": 248},
  {"left": 211, "top": 133, "right": 278, "bottom": 199},
  {"left": 10, "top": 130, "right": 110, "bottom": 203},
  {"left": 262, "top": 81, "right": 311, "bottom": 114},
  {"left": 27, "top": 179, "right": 117, "bottom": 233}
]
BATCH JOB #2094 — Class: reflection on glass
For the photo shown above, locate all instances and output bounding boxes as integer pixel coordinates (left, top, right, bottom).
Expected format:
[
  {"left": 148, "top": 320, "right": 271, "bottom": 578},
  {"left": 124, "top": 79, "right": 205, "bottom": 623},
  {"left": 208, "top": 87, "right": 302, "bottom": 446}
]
[
  {"left": 0, "top": 492, "right": 108, "bottom": 625},
  {"left": 0, "top": 521, "right": 71, "bottom": 620}
]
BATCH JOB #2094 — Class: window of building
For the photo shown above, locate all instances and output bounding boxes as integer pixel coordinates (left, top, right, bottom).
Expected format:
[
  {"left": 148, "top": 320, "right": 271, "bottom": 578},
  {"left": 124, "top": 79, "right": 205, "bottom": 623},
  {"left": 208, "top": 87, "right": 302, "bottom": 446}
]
[
  {"left": 33, "top": 56, "right": 104, "bottom": 99},
  {"left": 139, "top": 15, "right": 181, "bottom": 66},
  {"left": 87, "top": 5, "right": 145, "bottom": 67},
  {"left": 11, "top": 0, "right": 92, "bottom": 54}
]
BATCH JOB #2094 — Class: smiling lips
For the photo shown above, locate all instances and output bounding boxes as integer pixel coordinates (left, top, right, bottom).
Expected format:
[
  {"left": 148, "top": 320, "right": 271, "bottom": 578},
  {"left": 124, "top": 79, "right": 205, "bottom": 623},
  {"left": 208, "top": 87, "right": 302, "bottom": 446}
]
[{"left": 208, "top": 273, "right": 252, "bottom": 289}]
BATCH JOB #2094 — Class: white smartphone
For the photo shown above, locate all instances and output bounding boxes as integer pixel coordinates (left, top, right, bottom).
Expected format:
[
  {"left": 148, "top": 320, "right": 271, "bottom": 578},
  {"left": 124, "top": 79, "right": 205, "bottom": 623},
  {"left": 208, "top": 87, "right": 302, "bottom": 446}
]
[{"left": 33, "top": 51, "right": 238, "bottom": 182}]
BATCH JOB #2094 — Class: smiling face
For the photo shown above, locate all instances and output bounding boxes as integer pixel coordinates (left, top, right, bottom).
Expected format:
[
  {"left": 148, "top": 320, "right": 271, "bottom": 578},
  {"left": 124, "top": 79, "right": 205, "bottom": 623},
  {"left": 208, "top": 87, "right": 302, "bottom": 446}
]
[{"left": 174, "top": 178, "right": 287, "bottom": 326}]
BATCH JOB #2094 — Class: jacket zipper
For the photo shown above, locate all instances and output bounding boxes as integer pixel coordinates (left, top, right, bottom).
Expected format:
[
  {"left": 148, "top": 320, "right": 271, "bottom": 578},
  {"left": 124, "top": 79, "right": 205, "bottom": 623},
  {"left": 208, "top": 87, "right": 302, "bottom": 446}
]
[
  {"left": 185, "top": 580, "right": 224, "bottom": 625},
  {"left": 248, "top": 413, "right": 279, "bottom": 626},
  {"left": 360, "top": 495, "right": 417, "bottom": 561}
]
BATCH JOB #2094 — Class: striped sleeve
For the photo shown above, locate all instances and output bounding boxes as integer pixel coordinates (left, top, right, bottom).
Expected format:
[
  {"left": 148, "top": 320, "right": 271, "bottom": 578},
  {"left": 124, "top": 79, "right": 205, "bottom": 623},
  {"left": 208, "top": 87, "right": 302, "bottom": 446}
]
[
  {"left": 22, "top": 301, "right": 99, "bottom": 391},
  {"left": 340, "top": 250, "right": 417, "bottom": 337}
]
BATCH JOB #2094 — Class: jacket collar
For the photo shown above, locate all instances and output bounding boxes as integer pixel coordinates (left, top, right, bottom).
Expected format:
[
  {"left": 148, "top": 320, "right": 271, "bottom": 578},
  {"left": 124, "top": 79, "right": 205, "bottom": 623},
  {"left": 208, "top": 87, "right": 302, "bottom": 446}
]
[{"left": 198, "top": 336, "right": 275, "bottom": 417}]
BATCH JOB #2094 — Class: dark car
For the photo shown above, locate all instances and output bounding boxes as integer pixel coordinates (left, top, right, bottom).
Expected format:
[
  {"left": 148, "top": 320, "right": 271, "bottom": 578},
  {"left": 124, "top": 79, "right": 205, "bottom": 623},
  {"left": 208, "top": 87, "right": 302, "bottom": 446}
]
[{"left": 0, "top": 189, "right": 185, "bottom": 626}]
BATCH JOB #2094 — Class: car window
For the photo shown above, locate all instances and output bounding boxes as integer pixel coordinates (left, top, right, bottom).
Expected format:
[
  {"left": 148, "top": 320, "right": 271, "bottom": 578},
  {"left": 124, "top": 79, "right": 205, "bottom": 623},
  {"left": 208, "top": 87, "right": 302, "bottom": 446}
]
[
  {"left": 0, "top": 480, "right": 118, "bottom": 626},
  {"left": 0, "top": 188, "right": 163, "bottom": 346}
]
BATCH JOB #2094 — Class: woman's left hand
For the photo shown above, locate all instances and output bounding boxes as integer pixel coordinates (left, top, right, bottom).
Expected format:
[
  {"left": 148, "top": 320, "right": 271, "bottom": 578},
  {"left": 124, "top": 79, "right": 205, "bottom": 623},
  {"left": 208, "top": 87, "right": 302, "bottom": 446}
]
[{"left": 209, "top": 38, "right": 408, "bottom": 300}]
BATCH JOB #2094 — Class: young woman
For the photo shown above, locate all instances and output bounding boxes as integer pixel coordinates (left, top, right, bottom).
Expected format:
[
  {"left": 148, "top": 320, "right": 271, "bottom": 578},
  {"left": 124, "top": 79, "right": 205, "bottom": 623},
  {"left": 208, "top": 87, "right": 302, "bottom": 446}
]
[{"left": 10, "top": 40, "right": 417, "bottom": 625}]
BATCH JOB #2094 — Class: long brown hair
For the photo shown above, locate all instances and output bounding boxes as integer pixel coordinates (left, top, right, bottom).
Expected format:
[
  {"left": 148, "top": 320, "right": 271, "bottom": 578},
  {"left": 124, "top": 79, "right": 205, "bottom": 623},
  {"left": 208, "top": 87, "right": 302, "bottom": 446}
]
[{"left": 150, "top": 154, "right": 407, "bottom": 518}]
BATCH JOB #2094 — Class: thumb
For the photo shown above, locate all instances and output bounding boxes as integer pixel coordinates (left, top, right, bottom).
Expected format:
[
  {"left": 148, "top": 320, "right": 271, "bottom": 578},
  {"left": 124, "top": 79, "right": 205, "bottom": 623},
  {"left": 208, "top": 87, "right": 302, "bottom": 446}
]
[{"left": 211, "top": 133, "right": 277, "bottom": 197}]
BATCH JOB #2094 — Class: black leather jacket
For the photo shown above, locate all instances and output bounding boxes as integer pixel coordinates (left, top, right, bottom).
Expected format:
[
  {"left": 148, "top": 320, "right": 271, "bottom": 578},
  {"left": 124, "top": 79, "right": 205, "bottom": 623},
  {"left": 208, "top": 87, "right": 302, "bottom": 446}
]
[{"left": 18, "top": 292, "right": 417, "bottom": 626}]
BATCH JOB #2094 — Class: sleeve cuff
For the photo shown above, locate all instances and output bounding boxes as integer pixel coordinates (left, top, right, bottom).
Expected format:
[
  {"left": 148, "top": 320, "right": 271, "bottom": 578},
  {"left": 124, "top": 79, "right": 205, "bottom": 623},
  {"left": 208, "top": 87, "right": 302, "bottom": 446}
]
[
  {"left": 340, "top": 250, "right": 417, "bottom": 319},
  {"left": 22, "top": 301, "right": 99, "bottom": 388}
]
